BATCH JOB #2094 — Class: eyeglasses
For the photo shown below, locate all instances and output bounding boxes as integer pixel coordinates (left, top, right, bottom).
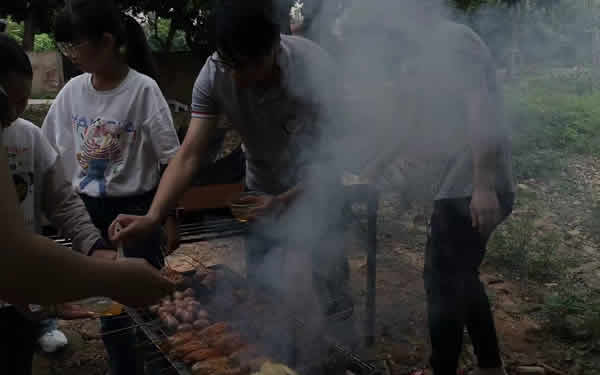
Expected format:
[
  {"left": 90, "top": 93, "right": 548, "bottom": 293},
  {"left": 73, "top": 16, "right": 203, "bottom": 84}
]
[{"left": 57, "top": 40, "right": 89, "bottom": 59}]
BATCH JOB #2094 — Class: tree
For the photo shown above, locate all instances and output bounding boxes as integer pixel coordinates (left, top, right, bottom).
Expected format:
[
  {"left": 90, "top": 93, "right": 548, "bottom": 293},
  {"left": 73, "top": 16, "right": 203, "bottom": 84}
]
[
  {"left": 0, "top": 0, "right": 64, "bottom": 50},
  {"left": 126, "top": 0, "right": 215, "bottom": 54}
]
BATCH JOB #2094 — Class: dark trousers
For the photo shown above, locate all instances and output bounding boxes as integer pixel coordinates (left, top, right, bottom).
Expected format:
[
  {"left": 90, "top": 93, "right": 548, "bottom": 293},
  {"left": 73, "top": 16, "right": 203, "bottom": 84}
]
[
  {"left": 81, "top": 191, "right": 164, "bottom": 375},
  {"left": 424, "top": 193, "right": 514, "bottom": 375},
  {"left": 0, "top": 307, "right": 38, "bottom": 375}
]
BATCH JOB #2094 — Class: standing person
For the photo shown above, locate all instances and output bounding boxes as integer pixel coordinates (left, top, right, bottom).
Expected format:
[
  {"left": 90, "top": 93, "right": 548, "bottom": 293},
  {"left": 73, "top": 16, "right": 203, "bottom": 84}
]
[
  {"left": 0, "top": 33, "right": 174, "bottom": 375},
  {"left": 341, "top": 1, "right": 514, "bottom": 374},
  {"left": 110, "top": 0, "right": 348, "bottom": 329},
  {"left": 41, "top": 1, "right": 180, "bottom": 374}
]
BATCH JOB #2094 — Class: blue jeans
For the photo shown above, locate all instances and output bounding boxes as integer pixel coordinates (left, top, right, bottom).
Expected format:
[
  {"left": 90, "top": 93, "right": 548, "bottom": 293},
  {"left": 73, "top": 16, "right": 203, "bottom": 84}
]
[{"left": 81, "top": 190, "right": 164, "bottom": 375}]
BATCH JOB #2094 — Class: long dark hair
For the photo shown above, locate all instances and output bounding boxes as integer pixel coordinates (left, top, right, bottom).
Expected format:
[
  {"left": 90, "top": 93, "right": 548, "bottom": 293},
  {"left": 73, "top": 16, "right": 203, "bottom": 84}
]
[
  {"left": 0, "top": 34, "right": 33, "bottom": 126},
  {"left": 0, "top": 34, "right": 33, "bottom": 84},
  {"left": 54, "top": 0, "right": 159, "bottom": 81}
]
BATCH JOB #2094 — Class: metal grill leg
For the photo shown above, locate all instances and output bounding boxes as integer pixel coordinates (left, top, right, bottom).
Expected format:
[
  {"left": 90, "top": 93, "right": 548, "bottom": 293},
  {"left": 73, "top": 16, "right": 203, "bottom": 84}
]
[{"left": 366, "top": 189, "right": 378, "bottom": 347}]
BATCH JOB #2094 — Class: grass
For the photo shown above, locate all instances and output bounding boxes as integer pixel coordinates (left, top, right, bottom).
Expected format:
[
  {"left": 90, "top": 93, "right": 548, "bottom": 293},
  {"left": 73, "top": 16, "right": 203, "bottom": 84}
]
[
  {"left": 491, "top": 68, "right": 600, "bottom": 367},
  {"left": 505, "top": 68, "right": 600, "bottom": 181}
]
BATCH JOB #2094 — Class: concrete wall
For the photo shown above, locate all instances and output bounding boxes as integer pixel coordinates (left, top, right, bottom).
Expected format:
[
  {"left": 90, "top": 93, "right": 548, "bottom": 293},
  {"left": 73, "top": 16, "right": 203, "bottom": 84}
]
[{"left": 27, "top": 51, "right": 64, "bottom": 98}]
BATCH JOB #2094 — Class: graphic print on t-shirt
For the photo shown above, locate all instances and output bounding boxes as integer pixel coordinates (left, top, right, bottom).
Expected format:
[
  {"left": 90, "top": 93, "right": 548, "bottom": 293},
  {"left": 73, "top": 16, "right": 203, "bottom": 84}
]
[
  {"left": 5, "top": 146, "right": 35, "bottom": 230},
  {"left": 73, "top": 116, "right": 137, "bottom": 196}
]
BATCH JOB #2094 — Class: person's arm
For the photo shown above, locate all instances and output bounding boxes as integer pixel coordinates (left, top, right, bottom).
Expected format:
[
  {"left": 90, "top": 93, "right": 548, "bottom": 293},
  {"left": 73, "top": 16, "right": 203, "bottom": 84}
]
[
  {"left": 0, "top": 147, "right": 173, "bottom": 305},
  {"left": 111, "top": 59, "right": 222, "bottom": 242},
  {"left": 42, "top": 157, "right": 110, "bottom": 255},
  {"left": 149, "top": 117, "right": 219, "bottom": 222},
  {"left": 111, "top": 117, "right": 219, "bottom": 243},
  {"left": 464, "top": 38, "right": 502, "bottom": 238}
]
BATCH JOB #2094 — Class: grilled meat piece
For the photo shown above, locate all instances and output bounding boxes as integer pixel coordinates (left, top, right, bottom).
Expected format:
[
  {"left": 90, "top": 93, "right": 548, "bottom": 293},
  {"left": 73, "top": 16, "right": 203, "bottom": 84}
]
[
  {"left": 214, "top": 333, "right": 244, "bottom": 355},
  {"left": 172, "top": 340, "right": 209, "bottom": 358},
  {"left": 199, "top": 322, "right": 229, "bottom": 338},
  {"left": 167, "top": 331, "right": 196, "bottom": 347},
  {"left": 191, "top": 357, "right": 229, "bottom": 375},
  {"left": 193, "top": 319, "right": 211, "bottom": 330},
  {"left": 213, "top": 368, "right": 245, "bottom": 375},
  {"left": 184, "top": 348, "right": 221, "bottom": 364}
]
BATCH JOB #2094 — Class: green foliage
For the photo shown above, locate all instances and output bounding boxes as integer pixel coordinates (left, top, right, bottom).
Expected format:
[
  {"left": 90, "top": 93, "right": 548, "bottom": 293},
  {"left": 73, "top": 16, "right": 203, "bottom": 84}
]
[
  {"left": 4, "top": 16, "right": 23, "bottom": 44},
  {"left": 146, "top": 17, "right": 189, "bottom": 52},
  {"left": 486, "top": 196, "right": 573, "bottom": 283},
  {"left": 504, "top": 69, "right": 600, "bottom": 180},
  {"left": 34, "top": 33, "right": 56, "bottom": 52}
]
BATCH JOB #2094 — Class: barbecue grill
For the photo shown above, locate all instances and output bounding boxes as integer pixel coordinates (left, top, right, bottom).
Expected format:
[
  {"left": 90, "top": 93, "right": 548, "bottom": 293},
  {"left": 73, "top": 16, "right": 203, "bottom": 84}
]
[{"left": 123, "top": 264, "right": 385, "bottom": 375}]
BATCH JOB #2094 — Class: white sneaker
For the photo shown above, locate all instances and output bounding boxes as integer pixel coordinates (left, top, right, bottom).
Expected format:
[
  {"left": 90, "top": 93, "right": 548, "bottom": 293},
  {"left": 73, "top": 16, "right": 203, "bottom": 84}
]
[{"left": 39, "top": 329, "right": 68, "bottom": 353}]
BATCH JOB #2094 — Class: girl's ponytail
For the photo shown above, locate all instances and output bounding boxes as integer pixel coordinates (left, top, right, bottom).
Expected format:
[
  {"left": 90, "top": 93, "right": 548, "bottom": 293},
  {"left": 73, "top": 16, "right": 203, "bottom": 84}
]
[{"left": 122, "top": 15, "right": 159, "bottom": 81}]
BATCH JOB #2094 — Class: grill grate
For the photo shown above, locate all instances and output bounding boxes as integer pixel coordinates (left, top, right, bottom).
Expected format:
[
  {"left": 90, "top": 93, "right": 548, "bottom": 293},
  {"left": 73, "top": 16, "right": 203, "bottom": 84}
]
[{"left": 125, "top": 264, "right": 377, "bottom": 375}]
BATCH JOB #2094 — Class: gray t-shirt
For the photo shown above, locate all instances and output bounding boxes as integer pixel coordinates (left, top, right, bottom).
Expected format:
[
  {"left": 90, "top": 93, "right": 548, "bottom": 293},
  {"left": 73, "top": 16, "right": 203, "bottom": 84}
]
[
  {"left": 191, "top": 35, "right": 337, "bottom": 195},
  {"left": 404, "top": 21, "right": 514, "bottom": 200}
]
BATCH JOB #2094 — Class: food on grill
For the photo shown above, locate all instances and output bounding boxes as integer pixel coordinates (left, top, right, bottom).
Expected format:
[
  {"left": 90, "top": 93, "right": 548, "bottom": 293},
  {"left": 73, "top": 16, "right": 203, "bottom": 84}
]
[
  {"left": 168, "top": 331, "right": 196, "bottom": 347},
  {"left": 174, "top": 291, "right": 184, "bottom": 300},
  {"left": 216, "top": 368, "right": 245, "bottom": 375},
  {"left": 149, "top": 304, "right": 160, "bottom": 314},
  {"left": 251, "top": 361, "right": 297, "bottom": 375},
  {"left": 191, "top": 357, "right": 233, "bottom": 375},
  {"left": 183, "top": 288, "right": 195, "bottom": 298},
  {"left": 214, "top": 333, "right": 245, "bottom": 354},
  {"left": 197, "top": 309, "right": 209, "bottom": 320},
  {"left": 199, "top": 322, "right": 229, "bottom": 338},
  {"left": 194, "top": 264, "right": 210, "bottom": 282},
  {"left": 172, "top": 340, "right": 209, "bottom": 358},
  {"left": 202, "top": 270, "right": 217, "bottom": 290},
  {"left": 193, "top": 319, "right": 211, "bottom": 330},
  {"left": 248, "top": 357, "right": 270, "bottom": 372},
  {"left": 161, "top": 267, "right": 185, "bottom": 285},
  {"left": 178, "top": 323, "right": 193, "bottom": 332},
  {"left": 228, "top": 345, "right": 259, "bottom": 366},
  {"left": 160, "top": 313, "right": 179, "bottom": 330},
  {"left": 184, "top": 348, "right": 221, "bottom": 364}
]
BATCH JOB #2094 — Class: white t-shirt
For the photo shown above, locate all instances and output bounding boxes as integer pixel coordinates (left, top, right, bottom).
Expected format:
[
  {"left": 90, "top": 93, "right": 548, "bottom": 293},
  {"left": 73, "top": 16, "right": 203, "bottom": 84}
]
[
  {"left": 3, "top": 118, "right": 57, "bottom": 233},
  {"left": 42, "top": 69, "right": 180, "bottom": 197}
]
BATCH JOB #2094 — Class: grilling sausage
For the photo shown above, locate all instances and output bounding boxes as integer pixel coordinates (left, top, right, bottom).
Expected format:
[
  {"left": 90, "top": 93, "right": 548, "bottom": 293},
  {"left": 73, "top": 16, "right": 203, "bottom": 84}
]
[
  {"left": 193, "top": 319, "right": 211, "bottom": 330},
  {"left": 172, "top": 340, "right": 209, "bottom": 358},
  {"left": 198, "top": 322, "right": 228, "bottom": 338},
  {"left": 191, "top": 357, "right": 229, "bottom": 375},
  {"left": 177, "top": 323, "right": 193, "bottom": 332},
  {"left": 214, "top": 333, "right": 244, "bottom": 355},
  {"left": 196, "top": 309, "right": 209, "bottom": 320},
  {"left": 161, "top": 313, "right": 179, "bottom": 330},
  {"left": 168, "top": 331, "right": 196, "bottom": 347},
  {"left": 184, "top": 348, "right": 221, "bottom": 364}
]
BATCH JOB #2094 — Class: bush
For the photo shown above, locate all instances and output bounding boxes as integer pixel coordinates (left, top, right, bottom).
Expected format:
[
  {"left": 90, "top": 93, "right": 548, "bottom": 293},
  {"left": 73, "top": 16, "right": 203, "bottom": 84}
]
[{"left": 504, "top": 69, "right": 600, "bottom": 180}]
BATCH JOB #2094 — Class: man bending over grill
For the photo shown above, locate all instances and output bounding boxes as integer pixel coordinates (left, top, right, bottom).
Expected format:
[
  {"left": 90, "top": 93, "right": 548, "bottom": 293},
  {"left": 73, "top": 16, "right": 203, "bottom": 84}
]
[{"left": 110, "top": 0, "right": 349, "bottom": 325}]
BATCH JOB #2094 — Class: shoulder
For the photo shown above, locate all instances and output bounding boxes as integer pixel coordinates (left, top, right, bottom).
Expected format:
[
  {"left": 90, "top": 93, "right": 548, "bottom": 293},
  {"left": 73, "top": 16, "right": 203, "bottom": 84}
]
[
  {"left": 4, "top": 119, "right": 45, "bottom": 148},
  {"left": 13, "top": 118, "right": 40, "bottom": 132},
  {"left": 53, "top": 73, "right": 89, "bottom": 104},
  {"left": 63, "top": 73, "right": 90, "bottom": 91},
  {"left": 7, "top": 119, "right": 43, "bottom": 140},
  {"left": 128, "top": 69, "right": 163, "bottom": 93}
]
